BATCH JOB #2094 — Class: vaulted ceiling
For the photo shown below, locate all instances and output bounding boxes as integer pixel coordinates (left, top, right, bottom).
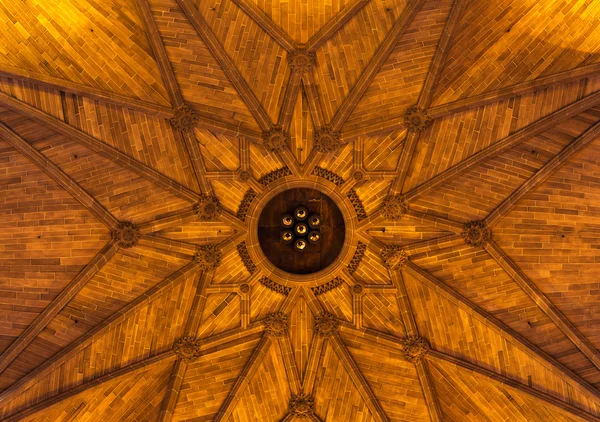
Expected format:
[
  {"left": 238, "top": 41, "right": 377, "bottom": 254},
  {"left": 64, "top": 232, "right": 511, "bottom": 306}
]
[{"left": 0, "top": 0, "right": 600, "bottom": 421}]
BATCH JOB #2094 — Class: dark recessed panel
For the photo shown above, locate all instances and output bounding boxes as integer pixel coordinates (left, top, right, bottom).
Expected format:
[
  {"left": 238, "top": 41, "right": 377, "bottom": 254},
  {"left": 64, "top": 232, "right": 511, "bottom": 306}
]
[{"left": 258, "top": 188, "right": 345, "bottom": 275}]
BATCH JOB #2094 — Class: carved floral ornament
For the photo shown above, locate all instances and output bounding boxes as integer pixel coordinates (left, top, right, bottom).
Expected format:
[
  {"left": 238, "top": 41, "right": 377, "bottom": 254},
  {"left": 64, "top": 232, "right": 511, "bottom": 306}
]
[
  {"left": 173, "top": 336, "right": 202, "bottom": 362},
  {"left": 194, "top": 195, "right": 221, "bottom": 221},
  {"left": 314, "top": 311, "right": 339, "bottom": 337},
  {"left": 352, "top": 283, "right": 364, "bottom": 295},
  {"left": 404, "top": 106, "right": 433, "bottom": 132},
  {"left": 380, "top": 246, "right": 407, "bottom": 270},
  {"left": 352, "top": 169, "right": 365, "bottom": 181},
  {"left": 462, "top": 220, "right": 491, "bottom": 247},
  {"left": 236, "top": 169, "right": 251, "bottom": 181},
  {"left": 263, "top": 311, "right": 289, "bottom": 337},
  {"left": 314, "top": 126, "right": 342, "bottom": 153},
  {"left": 111, "top": 221, "right": 141, "bottom": 249},
  {"left": 400, "top": 336, "right": 430, "bottom": 363},
  {"left": 261, "top": 127, "right": 289, "bottom": 153},
  {"left": 170, "top": 104, "right": 199, "bottom": 132},
  {"left": 289, "top": 392, "right": 315, "bottom": 417},
  {"left": 381, "top": 194, "right": 408, "bottom": 220},
  {"left": 194, "top": 244, "right": 222, "bottom": 271},
  {"left": 288, "top": 50, "right": 316, "bottom": 73}
]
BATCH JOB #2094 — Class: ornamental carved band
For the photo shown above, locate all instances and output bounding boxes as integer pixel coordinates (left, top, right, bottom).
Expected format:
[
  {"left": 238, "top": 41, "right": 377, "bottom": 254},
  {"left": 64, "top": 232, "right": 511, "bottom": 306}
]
[
  {"left": 173, "top": 336, "right": 202, "bottom": 362},
  {"left": 111, "top": 221, "right": 141, "bottom": 249},
  {"left": 400, "top": 336, "right": 430, "bottom": 363},
  {"left": 404, "top": 106, "right": 433, "bottom": 132},
  {"left": 289, "top": 393, "right": 315, "bottom": 417},
  {"left": 381, "top": 195, "right": 408, "bottom": 220},
  {"left": 263, "top": 311, "right": 289, "bottom": 337},
  {"left": 314, "top": 311, "right": 339, "bottom": 337},
  {"left": 261, "top": 127, "right": 289, "bottom": 153},
  {"left": 194, "top": 195, "right": 221, "bottom": 221},
  {"left": 314, "top": 127, "right": 342, "bottom": 153},
  {"left": 462, "top": 220, "right": 490, "bottom": 247},
  {"left": 194, "top": 244, "right": 222, "bottom": 271},
  {"left": 380, "top": 246, "right": 407, "bottom": 270},
  {"left": 170, "top": 104, "right": 199, "bottom": 132},
  {"left": 288, "top": 51, "right": 315, "bottom": 73}
]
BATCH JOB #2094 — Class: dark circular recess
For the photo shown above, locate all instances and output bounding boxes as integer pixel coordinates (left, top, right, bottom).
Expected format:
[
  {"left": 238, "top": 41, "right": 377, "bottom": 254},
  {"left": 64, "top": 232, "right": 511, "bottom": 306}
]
[{"left": 258, "top": 188, "right": 345, "bottom": 275}]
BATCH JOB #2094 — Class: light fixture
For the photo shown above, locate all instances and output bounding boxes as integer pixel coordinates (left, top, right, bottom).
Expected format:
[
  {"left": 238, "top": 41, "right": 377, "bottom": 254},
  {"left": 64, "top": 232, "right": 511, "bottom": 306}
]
[
  {"left": 281, "top": 230, "right": 293, "bottom": 243},
  {"left": 282, "top": 214, "right": 294, "bottom": 227},
  {"left": 295, "top": 239, "right": 307, "bottom": 251},
  {"left": 279, "top": 205, "right": 322, "bottom": 251},
  {"left": 295, "top": 206, "right": 308, "bottom": 220}
]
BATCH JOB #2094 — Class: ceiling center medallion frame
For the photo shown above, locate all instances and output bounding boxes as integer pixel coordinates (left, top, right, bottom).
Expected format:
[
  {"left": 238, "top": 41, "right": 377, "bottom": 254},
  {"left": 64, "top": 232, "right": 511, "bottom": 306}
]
[{"left": 245, "top": 176, "right": 358, "bottom": 287}]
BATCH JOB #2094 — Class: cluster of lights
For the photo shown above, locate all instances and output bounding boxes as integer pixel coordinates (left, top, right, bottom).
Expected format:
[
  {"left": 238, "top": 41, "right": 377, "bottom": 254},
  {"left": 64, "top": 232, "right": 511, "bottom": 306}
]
[{"left": 281, "top": 206, "right": 321, "bottom": 251}]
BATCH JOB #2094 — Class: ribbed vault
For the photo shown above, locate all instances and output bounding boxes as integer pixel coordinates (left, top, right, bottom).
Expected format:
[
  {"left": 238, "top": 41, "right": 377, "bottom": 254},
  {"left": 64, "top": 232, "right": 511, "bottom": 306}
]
[{"left": 0, "top": 0, "right": 600, "bottom": 421}]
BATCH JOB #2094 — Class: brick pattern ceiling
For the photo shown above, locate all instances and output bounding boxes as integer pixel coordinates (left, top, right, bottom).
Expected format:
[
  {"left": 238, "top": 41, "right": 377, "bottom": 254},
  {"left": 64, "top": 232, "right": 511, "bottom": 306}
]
[{"left": 0, "top": 0, "right": 600, "bottom": 421}]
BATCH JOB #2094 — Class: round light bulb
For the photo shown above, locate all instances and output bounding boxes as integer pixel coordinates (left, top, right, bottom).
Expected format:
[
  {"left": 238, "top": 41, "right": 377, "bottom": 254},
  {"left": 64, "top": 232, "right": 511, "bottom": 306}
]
[
  {"left": 295, "top": 207, "right": 308, "bottom": 220},
  {"left": 281, "top": 230, "right": 293, "bottom": 242},
  {"left": 295, "top": 239, "right": 307, "bottom": 250},
  {"left": 281, "top": 214, "right": 294, "bottom": 227},
  {"left": 295, "top": 224, "right": 307, "bottom": 235},
  {"left": 308, "top": 214, "right": 321, "bottom": 228}
]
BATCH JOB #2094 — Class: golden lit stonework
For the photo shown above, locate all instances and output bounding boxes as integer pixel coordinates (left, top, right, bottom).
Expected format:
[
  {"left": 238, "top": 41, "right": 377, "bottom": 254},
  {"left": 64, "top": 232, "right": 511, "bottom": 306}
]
[
  {"left": 194, "top": 195, "right": 221, "bottom": 221},
  {"left": 288, "top": 50, "right": 315, "bottom": 73},
  {"left": 314, "top": 126, "right": 342, "bottom": 153},
  {"left": 401, "top": 336, "right": 430, "bottom": 363},
  {"left": 289, "top": 393, "right": 315, "bottom": 417},
  {"left": 111, "top": 221, "right": 141, "bottom": 249},
  {"left": 314, "top": 311, "right": 339, "bottom": 337},
  {"left": 404, "top": 106, "right": 433, "bottom": 132},
  {"left": 263, "top": 312, "right": 289, "bottom": 337},
  {"left": 194, "top": 244, "right": 222, "bottom": 271},
  {"left": 4, "top": 2, "right": 596, "bottom": 421},
  {"left": 170, "top": 104, "right": 199, "bottom": 132},
  {"left": 380, "top": 246, "right": 407, "bottom": 270},
  {"left": 173, "top": 336, "right": 202, "bottom": 362},
  {"left": 462, "top": 220, "right": 491, "bottom": 247},
  {"left": 261, "top": 127, "right": 289, "bottom": 153},
  {"left": 381, "top": 194, "right": 408, "bottom": 220}
]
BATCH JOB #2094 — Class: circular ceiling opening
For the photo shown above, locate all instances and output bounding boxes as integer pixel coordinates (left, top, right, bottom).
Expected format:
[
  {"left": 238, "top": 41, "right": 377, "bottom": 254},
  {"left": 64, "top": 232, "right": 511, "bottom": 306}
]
[{"left": 258, "top": 188, "right": 345, "bottom": 275}]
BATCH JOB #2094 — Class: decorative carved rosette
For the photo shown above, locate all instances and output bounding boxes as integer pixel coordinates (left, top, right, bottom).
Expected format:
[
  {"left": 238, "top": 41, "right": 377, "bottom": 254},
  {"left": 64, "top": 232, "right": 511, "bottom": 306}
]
[
  {"left": 263, "top": 311, "right": 289, "bottom": 337},
  {"left": 239, "top": 283, "right": 250, "bottom": 294},
  {"left": 173, "top": 336, "right": 202, "bottom": 362},
  {"left": 352, "top": 169, "right": 365, "bottom": 181},
  {"left": 400, "top": 336, "right": 430, "bottom": 363},
  {"left": 288, "top": 51, "right": 316, "bottom": 73},
  {"left": 236, "top": 169, "right": 251, "bottom": 181},
  {"left": 380, "top": 246, "right": 407, "bottom": 270},
  {"left": 381, "top": 195, "right": 408, "bottom": 220},
  {"left": 170, "top": 104, "right": 199, "bottom": 132},
  {"left": 352, "top": 284, "right": 364, "bottom": 295},
  {"left": 314, "top": 127, "right": 342, "bottom": 153},
  {"left": 462, "top": 220, "right": 490, "bottom": 247},
  {"left": 194, "top": 195, "right": 221, "bottom": 221},
  {"left": 404, "top": 106, "right": 433, "bottom": 132},
  {"left": 194, "top": 244, "right": 222, "bottom": 271},
  {"left": 289, "top": 392, "right": 315, "bottom": 417},
  {"left": 261, "top": 127, "right": 289, "bottom": 153},
  {"left": 111, "top": 221, "right": 141, "bottom": 249},
  {"left": 314, "top": 311, "right": 339, "bottom": 337}
]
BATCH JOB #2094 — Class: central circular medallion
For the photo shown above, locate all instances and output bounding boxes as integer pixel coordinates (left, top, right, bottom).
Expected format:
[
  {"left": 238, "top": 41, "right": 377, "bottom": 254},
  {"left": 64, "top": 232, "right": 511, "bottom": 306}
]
[{"left": 258, "top": 188, "right": 345, "bottom": 275}]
